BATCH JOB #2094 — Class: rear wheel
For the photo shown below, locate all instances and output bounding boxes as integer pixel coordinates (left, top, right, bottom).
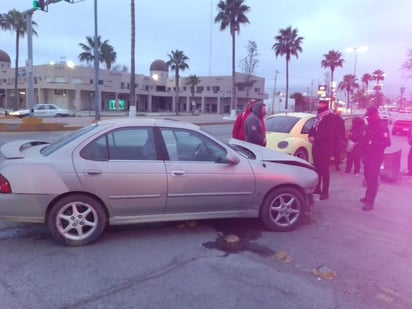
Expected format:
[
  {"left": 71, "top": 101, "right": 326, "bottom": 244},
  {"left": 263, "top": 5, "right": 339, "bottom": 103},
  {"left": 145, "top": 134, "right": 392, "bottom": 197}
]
[
  {"left": 48, "top": 194, "right": 107, "bottom": 246},
  {"left": 293, "top": 148, "right": 308, "bottom": 161},
  {"left": 260, "top": 187, "right": 305, "bottom": 232}
]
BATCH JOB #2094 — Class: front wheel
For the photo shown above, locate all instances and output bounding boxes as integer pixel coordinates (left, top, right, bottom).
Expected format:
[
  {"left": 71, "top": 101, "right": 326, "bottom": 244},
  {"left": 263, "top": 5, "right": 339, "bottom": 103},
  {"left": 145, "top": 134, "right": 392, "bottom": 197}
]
[
  {"left": 293, "top": 148, "right": 308, "bottom": 161},
  {"left": 48, "top": 194, "right": 107, "bottom": 246},
  {"left": 260, "top": 187, "right": 305, "bottom": 232}
]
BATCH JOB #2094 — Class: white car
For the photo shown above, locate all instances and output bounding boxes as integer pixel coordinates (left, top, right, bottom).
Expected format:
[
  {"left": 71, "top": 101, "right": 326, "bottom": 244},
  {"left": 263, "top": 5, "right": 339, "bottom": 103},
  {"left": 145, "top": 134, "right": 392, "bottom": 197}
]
[{"left": 9, "top": 104, "right": 74, "bottom": 118}]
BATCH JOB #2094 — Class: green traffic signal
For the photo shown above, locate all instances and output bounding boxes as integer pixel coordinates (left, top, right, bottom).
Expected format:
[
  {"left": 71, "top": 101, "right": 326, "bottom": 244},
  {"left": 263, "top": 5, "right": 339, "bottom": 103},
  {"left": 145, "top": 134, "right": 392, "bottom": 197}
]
[{"left": 33, "top": 0, "right": 46, "bottom": 11}]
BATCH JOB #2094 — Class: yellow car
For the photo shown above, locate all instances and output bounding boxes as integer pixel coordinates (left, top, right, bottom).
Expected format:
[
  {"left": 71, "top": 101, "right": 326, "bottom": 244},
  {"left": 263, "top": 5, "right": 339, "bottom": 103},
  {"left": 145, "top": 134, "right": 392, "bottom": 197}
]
[{"left": 265, "top": 112, "right": 316, "bottom": 162}]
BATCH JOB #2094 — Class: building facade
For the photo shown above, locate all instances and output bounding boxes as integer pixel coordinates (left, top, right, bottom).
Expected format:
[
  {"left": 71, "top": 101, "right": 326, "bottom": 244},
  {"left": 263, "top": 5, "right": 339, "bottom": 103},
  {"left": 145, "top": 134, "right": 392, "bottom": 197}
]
[{"left": 0, "top": 50, "right": 267, "bottom": 114}]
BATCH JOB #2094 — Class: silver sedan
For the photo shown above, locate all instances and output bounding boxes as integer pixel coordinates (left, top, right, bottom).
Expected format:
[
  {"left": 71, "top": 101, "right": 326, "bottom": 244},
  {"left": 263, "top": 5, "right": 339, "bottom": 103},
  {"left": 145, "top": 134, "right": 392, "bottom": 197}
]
[{"left": 0, "top": 118, "right": 318, "bottom": 246}]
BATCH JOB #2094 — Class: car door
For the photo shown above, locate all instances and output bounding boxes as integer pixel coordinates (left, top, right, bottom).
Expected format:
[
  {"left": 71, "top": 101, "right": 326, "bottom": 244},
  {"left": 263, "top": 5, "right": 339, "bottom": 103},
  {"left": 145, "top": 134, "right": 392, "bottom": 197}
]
[
  {"left": 73, "top": 126, "right": 167, "bottom": 218},
  {"left": 159, "top": 127, "right": 255, "bottom": 214},
  {"left": 34, "top": 104, "right": 47, "bottom": 117}
]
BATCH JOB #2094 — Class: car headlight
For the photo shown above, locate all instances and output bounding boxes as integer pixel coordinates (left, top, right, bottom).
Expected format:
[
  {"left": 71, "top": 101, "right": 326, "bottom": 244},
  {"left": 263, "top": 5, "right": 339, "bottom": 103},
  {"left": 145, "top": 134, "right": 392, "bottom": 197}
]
[{"left": 277, "top": 141, "right": 289, "bottom": 149}]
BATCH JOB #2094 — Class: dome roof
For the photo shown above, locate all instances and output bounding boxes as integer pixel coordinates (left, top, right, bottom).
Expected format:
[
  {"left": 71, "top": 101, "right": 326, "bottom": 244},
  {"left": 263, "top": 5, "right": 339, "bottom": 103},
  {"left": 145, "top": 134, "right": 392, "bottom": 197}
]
[
  {"left": 150, "top": 59, "right": 168, "bottom": 72},
  {"left": 0, "top": 50, "right": 11, "bottom": 63}
]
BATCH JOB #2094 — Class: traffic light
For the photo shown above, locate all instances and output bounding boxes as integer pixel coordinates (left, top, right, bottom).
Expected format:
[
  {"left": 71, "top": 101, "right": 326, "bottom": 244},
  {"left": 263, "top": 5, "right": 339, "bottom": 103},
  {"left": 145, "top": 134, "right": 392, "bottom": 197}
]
[{"left": 33, "top": 0, "right": 46, "bottom": 11}]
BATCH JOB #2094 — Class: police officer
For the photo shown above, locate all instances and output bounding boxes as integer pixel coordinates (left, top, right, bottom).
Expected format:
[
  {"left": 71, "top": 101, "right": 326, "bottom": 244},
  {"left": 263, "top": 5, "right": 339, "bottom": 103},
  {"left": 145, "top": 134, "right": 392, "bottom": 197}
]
[
  {"left": 309, "top": 100, "right": 336, "bottom": 200},
  {"left": 360, "top": 106, "right": 391, "bottom": 211}
]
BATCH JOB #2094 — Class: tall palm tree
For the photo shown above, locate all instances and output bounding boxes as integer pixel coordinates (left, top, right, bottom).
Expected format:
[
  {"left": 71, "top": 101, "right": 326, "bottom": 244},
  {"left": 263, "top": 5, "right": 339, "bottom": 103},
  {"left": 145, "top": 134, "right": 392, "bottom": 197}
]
[
  {"left": 0, "top": 9, "right": 37, "bottom": 110},
  {"left": 361, "top": 73, "right": 372, "bottom": 92},
  {"left": 372, "top": 69, "right": 385, "bottom": 92},
  {"left": 338, "top": 74, "right": 359, "bottom": 111},
  {"left": 272, "top": 26, "right": 304, "bottom": 111},
  {"left": 320, "top": 50, "right": 344, "bottom": 101},
  {"left": 129, "top": 0, "right": 136, "bottom": 117},
  {"left": 215, "top": 0, "right": 250, "bottom": 116},
  {"left": 185, "top": 75, "right": 201, "bottom": 114},
  {"left": 166, "top": 49, "right": 189, "bottom": 115},
  {"left": 78, "top": 36, "right": 117, "bottom": 70}
]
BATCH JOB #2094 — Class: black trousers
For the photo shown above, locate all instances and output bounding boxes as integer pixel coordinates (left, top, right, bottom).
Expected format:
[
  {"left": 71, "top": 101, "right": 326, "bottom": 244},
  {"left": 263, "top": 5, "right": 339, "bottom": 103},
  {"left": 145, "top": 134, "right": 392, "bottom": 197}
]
[
  {"left": 363, "top": 154, "right": 384, "bottom": 203},
  {"left": 313, "top": 147, "right": 331, "bottom": 194}
]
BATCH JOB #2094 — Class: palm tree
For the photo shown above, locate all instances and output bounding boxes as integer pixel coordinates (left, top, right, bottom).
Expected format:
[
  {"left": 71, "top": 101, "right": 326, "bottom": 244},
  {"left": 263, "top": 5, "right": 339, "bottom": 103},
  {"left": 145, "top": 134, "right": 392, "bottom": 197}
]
[
  {"left": 361, "top": 73, "right": 372, "bottom": 92},
  {"left": 129, "top": 0, "right": 136, "bottom": 117},
  {"left": 372, "top": 69, "right": 385, "bottom": 92},
  {"left": 215, "top": 0, "right": 250, "bottom": 116},
  {"left": 320, "top": 50, "right": 344, "bottom": 101},
  {"left": 78, "top": 36, "right": 117, "bottom": 70},
  {"left": 272, "top": 26, "right": 304, "bottom": 111},
  {"left": 167, "top": 49, "right": 189, "bottom": 115},
  {"left": 338, "top": 74, "right": 359, "bottom": 111},
  {"left": 185, "top": 75, "right": 201, "bottom": 114},
  {"left": 0, "top": 9, "right": 37, "bottom": 110}
]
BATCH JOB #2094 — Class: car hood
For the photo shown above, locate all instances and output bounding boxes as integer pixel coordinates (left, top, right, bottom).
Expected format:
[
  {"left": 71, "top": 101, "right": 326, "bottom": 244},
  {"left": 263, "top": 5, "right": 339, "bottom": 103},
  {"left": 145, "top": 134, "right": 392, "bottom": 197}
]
[{"left": 229, "top": 138, "right": 315, "bottom": 171}]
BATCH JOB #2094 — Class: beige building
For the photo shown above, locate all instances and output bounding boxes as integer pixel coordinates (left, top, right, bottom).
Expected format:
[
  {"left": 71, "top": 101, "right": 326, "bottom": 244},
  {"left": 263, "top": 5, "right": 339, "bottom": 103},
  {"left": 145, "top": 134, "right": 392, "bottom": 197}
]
[{"left": 0, "top": 50, "right": 267, "bottom": 114}]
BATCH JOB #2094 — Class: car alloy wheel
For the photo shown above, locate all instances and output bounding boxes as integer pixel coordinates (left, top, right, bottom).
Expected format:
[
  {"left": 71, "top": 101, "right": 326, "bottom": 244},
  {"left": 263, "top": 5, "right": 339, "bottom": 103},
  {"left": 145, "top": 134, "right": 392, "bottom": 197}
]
[
  {"left": 48, "top": 194, "right": 107, "bottom": 246},
  {"left": 260, "top": 187, "right": 304, "bottom": 232}
]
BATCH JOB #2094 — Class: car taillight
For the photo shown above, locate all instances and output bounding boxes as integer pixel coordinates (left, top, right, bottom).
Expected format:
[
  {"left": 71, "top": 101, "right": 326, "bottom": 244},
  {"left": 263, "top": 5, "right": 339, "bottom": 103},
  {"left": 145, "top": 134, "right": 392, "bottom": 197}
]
[{"left": 0, "top": 174, "right": 11, "bottom": 193}]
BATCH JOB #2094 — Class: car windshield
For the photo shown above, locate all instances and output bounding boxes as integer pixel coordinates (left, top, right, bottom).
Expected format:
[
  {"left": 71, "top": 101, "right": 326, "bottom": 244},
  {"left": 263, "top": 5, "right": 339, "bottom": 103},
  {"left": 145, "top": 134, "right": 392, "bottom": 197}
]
[
  {"left": 265, "top": 116, "right": 300, "bottom": 133},
  {"left": 40, "top": 124, "right": 98, "bottom": 156}
]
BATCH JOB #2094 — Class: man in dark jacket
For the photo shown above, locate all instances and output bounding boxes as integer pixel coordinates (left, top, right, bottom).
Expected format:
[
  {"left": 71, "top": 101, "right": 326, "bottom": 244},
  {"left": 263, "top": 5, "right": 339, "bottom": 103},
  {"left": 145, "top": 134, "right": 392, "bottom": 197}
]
[
  {"left": 245, "top": 102, "right": 266, "bottom": 146},
  {"left": 309, "top": 100, "right": 336, "bottom": 200},
  {"left": 360, "top": 105, "right": 391, "bottom": 211}
]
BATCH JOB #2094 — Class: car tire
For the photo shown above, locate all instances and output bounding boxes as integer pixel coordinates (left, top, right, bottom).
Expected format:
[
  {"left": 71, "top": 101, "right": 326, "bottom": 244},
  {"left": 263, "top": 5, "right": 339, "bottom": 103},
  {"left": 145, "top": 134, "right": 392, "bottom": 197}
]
[
  {"left": 48, "top": 194, "right": 107, "bottom": 246},
  {"left": 260, "top": 187, "right": 305, "bottom": 232},
  {"left": 293, "top": 148, "right": 308, "bottom": 161}
]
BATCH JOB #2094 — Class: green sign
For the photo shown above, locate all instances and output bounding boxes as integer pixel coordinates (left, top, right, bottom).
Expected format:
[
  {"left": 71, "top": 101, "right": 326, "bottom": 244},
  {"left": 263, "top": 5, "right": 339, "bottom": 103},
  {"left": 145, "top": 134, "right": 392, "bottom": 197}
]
[{"left": 108, "top": 99, "right": 125, "bottom": 110}]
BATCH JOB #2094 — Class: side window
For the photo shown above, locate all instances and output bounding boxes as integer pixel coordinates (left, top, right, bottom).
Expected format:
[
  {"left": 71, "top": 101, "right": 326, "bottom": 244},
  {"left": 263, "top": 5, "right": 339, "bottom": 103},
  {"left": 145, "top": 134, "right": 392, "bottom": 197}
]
[
  {"left": 81, "top": 127, "right": 156, "bottom": 161},
  {"left": 302, "top": 117, "right": 316, "bottom": 134},
  {"left": 160, "top": 128, "right": 227, "bottom": 162}
]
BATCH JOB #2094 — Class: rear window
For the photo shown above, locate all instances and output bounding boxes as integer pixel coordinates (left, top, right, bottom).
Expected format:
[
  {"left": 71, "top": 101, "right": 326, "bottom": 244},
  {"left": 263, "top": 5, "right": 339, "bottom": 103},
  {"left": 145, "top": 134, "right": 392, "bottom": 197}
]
[{"left": 265, "top": 116, "right": 300, "bottom": 133}]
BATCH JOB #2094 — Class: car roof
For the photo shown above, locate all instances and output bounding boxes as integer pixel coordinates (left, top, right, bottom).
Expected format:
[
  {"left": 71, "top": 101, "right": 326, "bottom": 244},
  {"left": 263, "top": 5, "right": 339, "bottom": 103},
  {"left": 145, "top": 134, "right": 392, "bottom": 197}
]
[
  {"left": 95, "top": 117, "right": 200, "bottom": 129},
  {"left": 266, "top": 112, "right": 315, "bottom": 119}
]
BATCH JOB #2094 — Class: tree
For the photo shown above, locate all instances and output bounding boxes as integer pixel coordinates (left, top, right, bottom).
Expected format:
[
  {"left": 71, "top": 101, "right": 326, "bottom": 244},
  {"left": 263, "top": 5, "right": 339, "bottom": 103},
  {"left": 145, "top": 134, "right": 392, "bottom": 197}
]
[
  {"left": 215, "top": 0, "right": 250, "bottom": 115},
  {"left": 272, "top": 26, "right": 304, "bottom": 111},
  {"left": 239, "top": 40, "right": 259, "bottom": 99},
  {"left": 185, "top": 75, "right": 201, "bottom": 114},
  {"left": 338, "top": 74, "right": 359, "bottom": 110},
  {"left": 0, "top": 9, "right": 37, "bottom": 110},
  {"left": 167, "top": 49, "right": 189, "bottom": 115},
  {"left": 372, "top": 69, "right": 385, "bottom": 92},
  {"left": 129, "top": 0, "right": 136, "bottom": 117},
  {"left": 402, "top": 49, "right": 412, "bottom": 78},
  {"left": 78, "top": 36, "right": 117, "bottom": 70},
  {"left": 361, "top": 73, "right": 372, "bottom": 92},
  {"left": 320, "top": 50, "right": 344, "bottom": 100}
]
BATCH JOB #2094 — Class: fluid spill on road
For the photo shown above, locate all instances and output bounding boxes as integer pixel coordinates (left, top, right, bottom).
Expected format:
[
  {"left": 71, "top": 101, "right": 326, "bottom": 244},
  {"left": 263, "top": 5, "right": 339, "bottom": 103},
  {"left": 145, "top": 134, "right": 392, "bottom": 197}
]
[{"left": 202, "top": 219, "right": 275, "bottom": 257}]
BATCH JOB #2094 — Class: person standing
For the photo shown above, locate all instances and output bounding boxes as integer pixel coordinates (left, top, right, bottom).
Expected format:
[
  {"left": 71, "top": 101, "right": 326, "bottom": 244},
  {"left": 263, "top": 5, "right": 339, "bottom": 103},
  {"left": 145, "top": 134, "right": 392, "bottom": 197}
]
[
  {"left": 332, "top": 108, "right": 346, "bottom": 171},
  {"left": 344, "top": 116, "right": 366, "bottom": 175},
  {"left": 360, "top": 106, "right": 391, "bottom": 211},
  {"left": 232, "top": 99, "right": 256, "bottom": 140},
  {"left": 308, "top": 100, "right": 336, "bottom": 200},
  {"left": 244, "top": 101, "right": 267, "bottom": 146},
  {"left": 404, "top": 124, "right": 412, "bottom": 176}
]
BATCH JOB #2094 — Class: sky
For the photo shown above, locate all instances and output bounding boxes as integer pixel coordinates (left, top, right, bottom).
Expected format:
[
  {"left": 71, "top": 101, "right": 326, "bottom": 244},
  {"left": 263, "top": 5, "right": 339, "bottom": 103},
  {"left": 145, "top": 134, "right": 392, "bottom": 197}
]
[{"left": 1, "top": 0, "right": 412, "bottom": 102}]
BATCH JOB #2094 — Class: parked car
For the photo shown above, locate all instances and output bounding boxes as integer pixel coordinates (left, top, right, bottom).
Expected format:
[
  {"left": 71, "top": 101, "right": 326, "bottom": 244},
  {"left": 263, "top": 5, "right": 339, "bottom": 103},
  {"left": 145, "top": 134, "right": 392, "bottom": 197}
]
[
  {"left": 379, "top": 110, "right": 393, "bottom": 124},
  {"left": 9, "top": 103, "right": 74, "bottom": 118},
  {"left": 391, "top": 116, "right": 412, "bottom": 135},
  {"left": 0, "top": 118, "right": 318, "bottom": 246},
  {"left": 265, "top": 112, "right": 316, "bottom": 162}
]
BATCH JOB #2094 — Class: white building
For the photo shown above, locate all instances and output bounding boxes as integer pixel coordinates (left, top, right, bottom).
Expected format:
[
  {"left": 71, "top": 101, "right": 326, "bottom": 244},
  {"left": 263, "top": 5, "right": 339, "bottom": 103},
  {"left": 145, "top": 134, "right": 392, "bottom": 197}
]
[{"left": 0, "top": 50, "right": 268, "bottom": 114}]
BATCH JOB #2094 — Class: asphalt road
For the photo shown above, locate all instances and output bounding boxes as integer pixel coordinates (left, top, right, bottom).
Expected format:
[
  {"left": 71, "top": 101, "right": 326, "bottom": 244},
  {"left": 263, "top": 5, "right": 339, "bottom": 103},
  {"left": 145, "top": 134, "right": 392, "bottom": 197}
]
[{"left": 0, "top": 122, "right": 412, "bottom": 308}]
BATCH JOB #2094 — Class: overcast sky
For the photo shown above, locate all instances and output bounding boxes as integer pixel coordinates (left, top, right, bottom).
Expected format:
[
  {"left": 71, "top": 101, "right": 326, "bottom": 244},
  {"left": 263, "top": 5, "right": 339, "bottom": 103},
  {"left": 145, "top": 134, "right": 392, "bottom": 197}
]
[{"left": 1, "top": 0, "right": 412, "bottom": 101}]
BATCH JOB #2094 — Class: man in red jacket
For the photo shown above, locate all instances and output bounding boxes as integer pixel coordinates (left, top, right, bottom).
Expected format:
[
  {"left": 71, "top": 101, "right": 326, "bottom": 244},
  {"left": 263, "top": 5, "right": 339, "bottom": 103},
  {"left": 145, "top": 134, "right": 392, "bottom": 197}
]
[{"left": 232, "top": 100, "right": 256, "bottom": 140}]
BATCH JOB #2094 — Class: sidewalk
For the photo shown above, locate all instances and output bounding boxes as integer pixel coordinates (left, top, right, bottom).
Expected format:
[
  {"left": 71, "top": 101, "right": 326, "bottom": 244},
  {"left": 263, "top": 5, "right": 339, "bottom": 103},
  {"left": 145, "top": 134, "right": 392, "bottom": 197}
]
[{"left": 0, "top": 112, "right": 235, "bottom": 132}]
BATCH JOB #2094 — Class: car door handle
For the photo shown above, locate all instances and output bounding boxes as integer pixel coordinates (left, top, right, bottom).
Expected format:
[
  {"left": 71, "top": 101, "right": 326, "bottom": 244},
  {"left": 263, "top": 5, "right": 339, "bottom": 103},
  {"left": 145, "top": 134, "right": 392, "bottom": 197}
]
[
  {"left": 85, "top": 169, "right": 102, "bottom": 175},
  {"left": 171, "top": 170, "right": 185, "bottom": 176}
]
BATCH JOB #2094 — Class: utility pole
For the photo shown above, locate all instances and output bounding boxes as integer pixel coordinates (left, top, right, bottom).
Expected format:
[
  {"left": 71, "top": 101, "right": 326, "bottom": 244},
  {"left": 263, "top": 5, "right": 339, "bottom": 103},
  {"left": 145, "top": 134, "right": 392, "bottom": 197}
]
[{"left": 271, "top": 70, "right": 279, "bottom": 114}]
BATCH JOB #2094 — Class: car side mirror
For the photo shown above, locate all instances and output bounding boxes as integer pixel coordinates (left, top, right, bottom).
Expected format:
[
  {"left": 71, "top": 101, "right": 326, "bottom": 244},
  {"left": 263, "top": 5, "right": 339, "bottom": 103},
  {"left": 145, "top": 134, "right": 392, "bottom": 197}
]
[{"left": 216, "top": 154, "right": 240, "bottom": 165}]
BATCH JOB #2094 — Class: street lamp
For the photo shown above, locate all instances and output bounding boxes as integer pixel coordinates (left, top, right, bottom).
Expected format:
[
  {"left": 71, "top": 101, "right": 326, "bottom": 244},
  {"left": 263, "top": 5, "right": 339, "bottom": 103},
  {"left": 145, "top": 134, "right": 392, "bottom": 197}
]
[{"left": 346, "top": 46, "right": 368, "bottom": 77}]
